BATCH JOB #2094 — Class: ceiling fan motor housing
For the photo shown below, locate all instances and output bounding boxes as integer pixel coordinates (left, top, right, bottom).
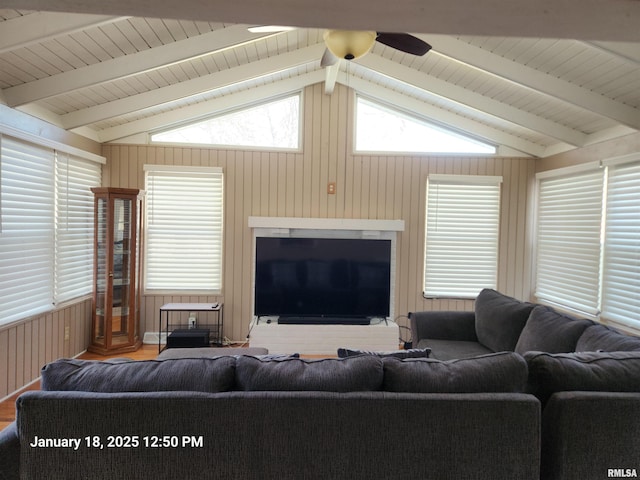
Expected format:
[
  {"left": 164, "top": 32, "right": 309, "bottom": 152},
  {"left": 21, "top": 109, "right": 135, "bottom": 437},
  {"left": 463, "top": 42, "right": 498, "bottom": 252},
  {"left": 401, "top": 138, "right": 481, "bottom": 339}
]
[{"left": 323, "top": 30, "right": 377, "bottom": 60}]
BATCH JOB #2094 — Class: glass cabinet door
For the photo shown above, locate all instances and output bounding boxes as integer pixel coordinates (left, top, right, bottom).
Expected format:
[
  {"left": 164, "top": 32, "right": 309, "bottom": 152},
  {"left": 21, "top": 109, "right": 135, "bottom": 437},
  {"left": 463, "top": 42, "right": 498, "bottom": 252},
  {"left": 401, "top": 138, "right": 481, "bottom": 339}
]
[
  {"left": 93, "top": 197, "right": 108, "bottom": 347},
  {"left": 111, "top": 198, "right": 132, "bottom": 346}
]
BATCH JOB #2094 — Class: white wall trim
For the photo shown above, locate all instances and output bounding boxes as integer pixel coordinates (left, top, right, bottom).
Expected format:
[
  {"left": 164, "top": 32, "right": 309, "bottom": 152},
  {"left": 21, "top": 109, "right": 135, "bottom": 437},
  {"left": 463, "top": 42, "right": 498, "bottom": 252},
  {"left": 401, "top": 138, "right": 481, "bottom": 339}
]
[
  {"left": 0, "top": 125, "right": 106, "bottom": 164},
  {"left": 248, "top": 216, "right": 405, "bottom": 232}
]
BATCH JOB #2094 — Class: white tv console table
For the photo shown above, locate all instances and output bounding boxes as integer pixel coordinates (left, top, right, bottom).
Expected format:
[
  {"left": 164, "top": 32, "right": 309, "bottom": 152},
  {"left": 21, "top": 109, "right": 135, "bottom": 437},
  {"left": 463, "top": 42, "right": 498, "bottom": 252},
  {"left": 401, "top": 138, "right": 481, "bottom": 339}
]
[{"left": 249, "top": 319, "right": 400, "bottom": 355}]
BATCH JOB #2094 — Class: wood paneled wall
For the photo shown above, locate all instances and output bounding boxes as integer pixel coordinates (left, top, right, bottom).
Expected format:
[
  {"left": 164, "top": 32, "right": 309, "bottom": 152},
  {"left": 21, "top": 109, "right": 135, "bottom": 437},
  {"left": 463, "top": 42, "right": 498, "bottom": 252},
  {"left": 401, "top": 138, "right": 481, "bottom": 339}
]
[
  {"left": 0, "top": 299, "right": 92, "bottom": 400},
  {"left": 102, "top": 83, "right": 537, "bottom": 342}
]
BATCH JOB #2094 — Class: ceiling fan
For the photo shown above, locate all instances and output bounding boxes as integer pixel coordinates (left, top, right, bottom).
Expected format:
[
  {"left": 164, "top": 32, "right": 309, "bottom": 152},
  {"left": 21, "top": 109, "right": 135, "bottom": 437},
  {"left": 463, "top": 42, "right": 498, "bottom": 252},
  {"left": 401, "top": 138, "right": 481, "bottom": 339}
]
[
  {"left": 248, "top": 26, "right": 432, "bottom": 66},
  {"left": 320, "top": 30, "right": 432, "bottom": 66}
]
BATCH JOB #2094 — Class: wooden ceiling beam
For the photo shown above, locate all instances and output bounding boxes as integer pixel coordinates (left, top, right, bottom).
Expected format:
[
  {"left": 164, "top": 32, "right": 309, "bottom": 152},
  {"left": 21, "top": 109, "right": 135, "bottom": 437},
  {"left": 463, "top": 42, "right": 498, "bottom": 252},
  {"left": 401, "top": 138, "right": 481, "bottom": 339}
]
[
  {"left": 61, "top": 43, "right": 326, "bottom": 128},
  {"left": 3, "top": 24, "right": 277, "bottom": 107}
]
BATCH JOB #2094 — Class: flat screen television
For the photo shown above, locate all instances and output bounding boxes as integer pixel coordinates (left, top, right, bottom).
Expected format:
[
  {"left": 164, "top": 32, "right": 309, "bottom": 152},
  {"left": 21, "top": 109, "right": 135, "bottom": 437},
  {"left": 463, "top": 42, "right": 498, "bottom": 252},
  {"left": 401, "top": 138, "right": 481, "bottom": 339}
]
[{"left": 254, "top": 237, "right": 391, "bottom": 319}]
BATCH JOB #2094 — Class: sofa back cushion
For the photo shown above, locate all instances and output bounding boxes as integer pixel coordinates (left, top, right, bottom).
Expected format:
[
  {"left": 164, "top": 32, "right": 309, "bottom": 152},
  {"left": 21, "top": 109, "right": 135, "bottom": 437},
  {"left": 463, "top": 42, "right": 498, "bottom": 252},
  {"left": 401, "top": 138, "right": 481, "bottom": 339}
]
[
  {"left": 575, "top": 324, "right": 640, "bottom": 352},
  {"left": 514, "top": 305, "right": 593, "bottom": 354},
  {"left": 41, "top": 357, "right": 236, "bottom": 393},
  {"left": 382, "top": 351, "right": 528, "bottom": 393},
  {"left": 236, "top": 355, "right": 384, "bottom": 392},
  {"left": 524, "top": 350, "right": 640, "bottom": 403},
  {"left": 474, "top": 289, "right": 535, "bottom": 352}
]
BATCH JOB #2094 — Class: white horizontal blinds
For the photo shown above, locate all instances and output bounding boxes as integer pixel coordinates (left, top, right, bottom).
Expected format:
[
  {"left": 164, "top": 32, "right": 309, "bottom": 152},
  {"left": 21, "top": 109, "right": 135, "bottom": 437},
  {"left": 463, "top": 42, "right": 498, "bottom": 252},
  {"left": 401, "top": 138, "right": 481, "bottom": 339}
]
[
  {"left": 424, "top": 175, "right": 502, "bottom": 298},
  {"left": 54, "top": 152, "right": 101, "bottom": 304},
  {"left": 0, "top": 135, "right": 55, "bottom": 324},
  {"left": 145, "top": 166, "right": 224, "bottom": 292},
  {"left": 535, "top": 169, "right": 604, "bottom": 315},
  {"left": 601, "top": 160, "right": 640, "bottom": 327}
]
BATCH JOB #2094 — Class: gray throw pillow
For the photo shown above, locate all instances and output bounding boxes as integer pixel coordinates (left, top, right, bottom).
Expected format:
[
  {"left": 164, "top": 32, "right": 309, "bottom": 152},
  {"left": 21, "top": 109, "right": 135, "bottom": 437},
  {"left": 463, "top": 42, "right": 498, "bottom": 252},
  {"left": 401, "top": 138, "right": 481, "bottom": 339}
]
[
  {"left": 382, "top": 351, "right": 528, "bottom": 393},
  {"left": 514, "top": 305, "right": 593, "bottom": 354},
  {"left": 524, "top": 350, "right": 640, "bottom": 403},
  {"left": 235, "top": 355, "right": 384, "bottom": 392},
  {"left": 474, "top": 289, "right": 535, "bottom": 352},
  {"left": 575, "top": 324, "right": 640, "bottom": 352},
  {"left": 337, "top": 347, "right": 431, "bottom": 358},
  {"left": 41, "top": 357, "right": 236, "bottom": 393}
]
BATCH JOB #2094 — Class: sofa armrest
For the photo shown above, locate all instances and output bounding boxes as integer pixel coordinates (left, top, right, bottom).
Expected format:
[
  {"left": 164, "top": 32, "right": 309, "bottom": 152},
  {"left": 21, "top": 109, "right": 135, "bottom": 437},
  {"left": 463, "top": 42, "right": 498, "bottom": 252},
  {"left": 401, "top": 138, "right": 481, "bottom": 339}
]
[
  {"left": 409, "top": 311, "right": 478, "bottom": 343},
  {"left": 0, "top": 422, "right": 20, "bottom": 480},
  {"left": 541, "top": 391, "right": 640, "bottom": 480}
]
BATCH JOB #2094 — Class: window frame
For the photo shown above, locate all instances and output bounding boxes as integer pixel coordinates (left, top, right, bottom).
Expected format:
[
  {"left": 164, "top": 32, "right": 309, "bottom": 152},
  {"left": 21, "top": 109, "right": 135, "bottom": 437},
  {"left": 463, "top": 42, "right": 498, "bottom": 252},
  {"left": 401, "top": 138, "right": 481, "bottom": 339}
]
[
  {"left": 54, "top": 152, "right": 103, "bottom": 305},
  {"left": 601, "top": 158, "right": 640, "bottom": 330},
  {"left": 423, "top": 174, "right": 503, "bottom": 299},
  {"left": 534, "top": 166, "right": 604, "bottom": 316},
  {"left": 354, "top": 95, "right": 497, "bottom": 156},
  {"left": 0, "top": 133, "right": 102, "bottom": 327},
  {"left": 149, "top": 92, "right": 303, "bottom": 152},
  {"left": 144, "top": 164, "right": 224, "bottom": 295},
  {"left": 534, "top": 153, "right": 640, "bottom": 333}
]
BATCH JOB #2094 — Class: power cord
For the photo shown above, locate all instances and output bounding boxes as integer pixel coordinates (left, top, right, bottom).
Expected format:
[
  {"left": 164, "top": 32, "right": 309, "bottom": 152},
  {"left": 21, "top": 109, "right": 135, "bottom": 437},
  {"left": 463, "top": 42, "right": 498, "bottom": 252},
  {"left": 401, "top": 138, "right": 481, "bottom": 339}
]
[{"left": 395, "top": 314, "right": 413, "bottom": 349}]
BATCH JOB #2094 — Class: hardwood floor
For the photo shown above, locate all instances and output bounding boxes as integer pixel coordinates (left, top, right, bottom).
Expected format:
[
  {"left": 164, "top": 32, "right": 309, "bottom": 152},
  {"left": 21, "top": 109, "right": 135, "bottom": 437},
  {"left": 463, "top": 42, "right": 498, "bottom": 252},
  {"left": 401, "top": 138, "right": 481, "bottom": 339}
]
[{"left": 0, "top": 344, "right": 159, "bottom": 431}]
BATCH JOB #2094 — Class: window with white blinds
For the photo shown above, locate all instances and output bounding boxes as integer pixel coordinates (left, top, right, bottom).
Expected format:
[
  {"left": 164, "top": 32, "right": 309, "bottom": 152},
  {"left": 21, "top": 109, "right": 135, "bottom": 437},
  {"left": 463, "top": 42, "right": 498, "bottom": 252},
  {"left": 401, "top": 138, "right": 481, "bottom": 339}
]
[
  {"left": 535, "top": 169, "right": 604, "bottom": 315},
  {"left": 601, "top": 160, "right": 640, "bottom": 328},
  {"left": 0, "top": 136, "right": 55, "bottom": 324},
  {"left": 424, "top": 174, "right": 502, "bottom": 298},
  {"left": 0, "top": 134, "right": 102, "bottom": 326},
  {"left": 144, "top": 165, "right": 224, "bottom": 293},
  {"left": 54, "top": 152, "right": 102, "bottom": 304}
]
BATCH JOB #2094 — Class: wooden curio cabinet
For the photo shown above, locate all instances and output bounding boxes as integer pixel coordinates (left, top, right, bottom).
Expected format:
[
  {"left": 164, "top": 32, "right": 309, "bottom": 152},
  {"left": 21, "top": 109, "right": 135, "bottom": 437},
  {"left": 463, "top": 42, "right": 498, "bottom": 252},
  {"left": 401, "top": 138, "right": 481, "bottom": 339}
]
[{"left": 88, "top": 188, "right": 143, "bottom": 354}]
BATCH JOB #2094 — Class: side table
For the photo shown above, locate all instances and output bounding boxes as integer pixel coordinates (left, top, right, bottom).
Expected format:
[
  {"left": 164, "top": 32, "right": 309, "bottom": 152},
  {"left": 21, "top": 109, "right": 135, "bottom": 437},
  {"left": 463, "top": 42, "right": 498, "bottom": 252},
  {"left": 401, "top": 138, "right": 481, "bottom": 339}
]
[{"left": 158, "top": 303, "right": 223, "bottom": 353}]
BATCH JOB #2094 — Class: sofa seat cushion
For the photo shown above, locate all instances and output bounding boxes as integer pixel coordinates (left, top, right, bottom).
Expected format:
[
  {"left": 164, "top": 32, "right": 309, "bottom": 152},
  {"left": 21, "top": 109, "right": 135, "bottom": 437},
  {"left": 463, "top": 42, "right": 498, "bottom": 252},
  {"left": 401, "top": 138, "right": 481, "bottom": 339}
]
[
  {"left": 416, "top": 339, "right": 492, "bottom": 361},
  {"left": 515, "top": 305, "right": 593, "bottom": 354},
  {"left": 41, "top": 357, "right": 236, "bottom": 393},
  {"left": 475, "top": 289, "right": 536, "bottom": 352},
  {"left": 525, "top": 350, "right": 640, "bottom": 403},
  {"left": 575, "top": 324, "right": 640, "bottom": 352},
  {"left": 382, "top": 351, "right": 528, "bottom": 393},
  {"left": 236, "top": 355, "right": 384, "bottom": 392}
]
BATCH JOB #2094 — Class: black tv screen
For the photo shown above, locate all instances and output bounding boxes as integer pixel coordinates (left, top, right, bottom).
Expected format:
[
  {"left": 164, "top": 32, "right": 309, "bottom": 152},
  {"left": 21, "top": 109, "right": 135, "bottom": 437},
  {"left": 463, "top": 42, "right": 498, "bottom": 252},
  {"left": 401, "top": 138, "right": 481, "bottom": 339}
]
[{"left": 254, "top": 237, "right": 391, "bottom": 318}]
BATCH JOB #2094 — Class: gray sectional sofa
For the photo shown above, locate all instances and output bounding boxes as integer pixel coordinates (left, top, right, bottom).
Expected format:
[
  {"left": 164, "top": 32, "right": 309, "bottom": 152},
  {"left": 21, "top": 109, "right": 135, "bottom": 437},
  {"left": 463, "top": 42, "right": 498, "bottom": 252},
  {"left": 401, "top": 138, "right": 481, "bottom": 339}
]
[
  {"left": 411, "top": 289, "right": 640, "bottom": 480},
  {"left": 0, "top": 353, "right": 540, "bottom": 480},
  {"left": 2, "top": 289, "right": 639, "bottom": 480},
  {"left": 410, "top": 289, "right": 640, "bottom": 361}
]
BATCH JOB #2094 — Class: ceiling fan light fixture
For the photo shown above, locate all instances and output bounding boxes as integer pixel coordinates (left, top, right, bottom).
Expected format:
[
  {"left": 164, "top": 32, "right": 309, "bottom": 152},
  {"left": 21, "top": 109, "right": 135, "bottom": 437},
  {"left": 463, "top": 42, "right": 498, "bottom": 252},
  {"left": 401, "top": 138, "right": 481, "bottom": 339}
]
[{"left": 323, "top": 30, "right": 377, "bottom": 60}]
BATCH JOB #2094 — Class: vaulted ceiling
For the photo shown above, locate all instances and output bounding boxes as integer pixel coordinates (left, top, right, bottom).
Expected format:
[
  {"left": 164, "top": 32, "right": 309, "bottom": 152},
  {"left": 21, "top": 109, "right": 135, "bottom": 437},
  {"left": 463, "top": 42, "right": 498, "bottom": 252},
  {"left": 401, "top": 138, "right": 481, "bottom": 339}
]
[{"left": 1, "top": 2, "right": 639, "bottom": 158}]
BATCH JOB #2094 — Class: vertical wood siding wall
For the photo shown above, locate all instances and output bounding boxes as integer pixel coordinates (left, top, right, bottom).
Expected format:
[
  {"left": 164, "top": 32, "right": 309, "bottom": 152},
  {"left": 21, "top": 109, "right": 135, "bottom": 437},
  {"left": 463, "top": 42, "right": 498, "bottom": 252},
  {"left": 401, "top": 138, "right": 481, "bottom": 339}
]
[
  {"left": 102, "top": 84, "right": 537, "bottom": 342},
  {"left": 0, "top": 299, "right": 92, "bottom": 400}
]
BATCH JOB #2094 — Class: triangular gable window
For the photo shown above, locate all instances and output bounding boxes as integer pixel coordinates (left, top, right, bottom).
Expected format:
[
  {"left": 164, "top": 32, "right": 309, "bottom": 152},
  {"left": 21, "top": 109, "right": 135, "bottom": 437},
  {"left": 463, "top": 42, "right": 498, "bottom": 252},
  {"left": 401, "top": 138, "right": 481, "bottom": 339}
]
[
  {"left": 151, "top": 94, "right": 300, "bottom": 149},
  {"left": 355, "top": 96, "right": 495, "bottom": 155}
]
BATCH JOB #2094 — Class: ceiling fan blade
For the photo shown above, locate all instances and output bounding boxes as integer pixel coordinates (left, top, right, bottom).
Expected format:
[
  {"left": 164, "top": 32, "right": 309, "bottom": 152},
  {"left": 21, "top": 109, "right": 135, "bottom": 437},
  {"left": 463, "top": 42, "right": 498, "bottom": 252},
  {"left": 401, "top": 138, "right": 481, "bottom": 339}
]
[
  {"left": 320, "top": 48, "right": 339, "bottom": 67},
  {"left": 375, "top": 33, "right": 432, "bottom": 56}
]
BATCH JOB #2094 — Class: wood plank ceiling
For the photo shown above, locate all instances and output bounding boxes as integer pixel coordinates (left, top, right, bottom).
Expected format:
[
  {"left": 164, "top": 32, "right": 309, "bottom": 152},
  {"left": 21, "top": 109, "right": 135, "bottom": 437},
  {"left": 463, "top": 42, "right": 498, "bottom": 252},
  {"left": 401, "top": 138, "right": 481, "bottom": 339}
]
[{"left": 0, "top": 6, "right": 639, "bottom": 158}]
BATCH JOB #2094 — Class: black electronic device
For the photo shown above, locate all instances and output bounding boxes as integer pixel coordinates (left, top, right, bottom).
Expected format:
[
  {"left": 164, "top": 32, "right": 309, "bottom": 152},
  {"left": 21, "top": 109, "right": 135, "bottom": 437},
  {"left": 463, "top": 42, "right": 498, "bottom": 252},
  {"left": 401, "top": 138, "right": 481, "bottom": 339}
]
[
  {"left": 277, "top": 316, "right": 371, "bottom": 325},
  {"left": 254, "top": 237, "right": 391, "bottom": 319},
  {"left": 166, "top": 329, "right": 210, "bottom": 348}
]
